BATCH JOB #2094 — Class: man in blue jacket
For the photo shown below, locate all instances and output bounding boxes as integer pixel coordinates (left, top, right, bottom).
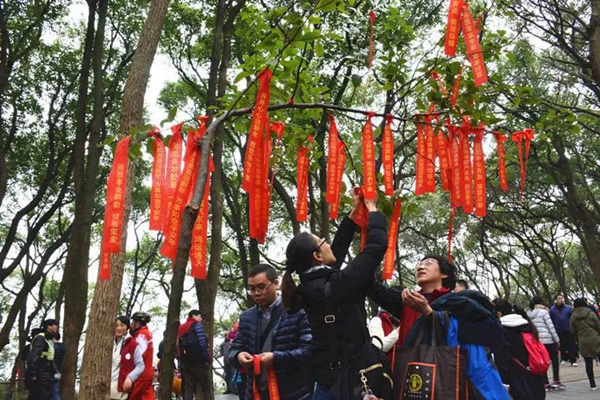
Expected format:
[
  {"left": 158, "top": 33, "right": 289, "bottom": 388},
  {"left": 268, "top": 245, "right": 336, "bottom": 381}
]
[
  {"left": 178, "top": 310, "right": 212, "bottom": 399},
  {"left": 550, "top": 294, "right": 579, "bottom": 366},
  {"left": 229, "top": 264, "right": 314, "bottom": 399}
]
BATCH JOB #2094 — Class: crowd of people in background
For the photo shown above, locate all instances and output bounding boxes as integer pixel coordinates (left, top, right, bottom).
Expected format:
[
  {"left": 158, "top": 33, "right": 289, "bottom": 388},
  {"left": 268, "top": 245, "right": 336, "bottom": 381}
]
[{"left": 19, "top": 190, "right": 600, "bottom": 399}]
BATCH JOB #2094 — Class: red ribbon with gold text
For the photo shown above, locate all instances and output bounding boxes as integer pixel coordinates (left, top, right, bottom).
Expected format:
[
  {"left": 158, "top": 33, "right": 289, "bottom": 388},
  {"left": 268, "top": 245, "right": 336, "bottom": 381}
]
[
  {"left": 415, "top": 118, "right": 426, "bottom": 196},
  {"left": 242, "top": 68, "right": 273, "bottom": 194},
  {"left": 362, "top": 112, "right": 377, "bottom": 200},
  {"left": 149, "top": 128, "right": 166, "bottom": 231},
  {"left": 382, "top": 114, "right": 395, "bottom": 196},
  {"left": 190, "top": 154, "right": 214, "bottom": 280},
  {"left": 447, "top": 124, "right": 464, "bottom": 209},
  {"left": 352, "top": 187, "right": 369, "bottom": 250},
  {"left": 424, "top": 115, "right": 437, "bottom": 193},
  {"left": 296, "top": 136, "right": 312, "bottom": 222},
  {"left": 511, "top": 128, "right": 535, "bottom": 200},
  {"left": 326, "top": 115, "right": 339, "bottom": 202},
  {"left": 473, "top": 124, "right": 486, "bottom": 217},
  {"left": 329, "top": 140, "right": 346, "bottom": 220},
  {"left": 382, "top": 198, "right": 402, "bottom": 280},
  {"left": 460, "top": 121, "right": 473, "bottom": 214},
  {"left": 445, "top": 0, "right": 463, "bottom": 56},
  {"left": 461, "top": 4, "right": 488, "bottom": 87},
  {"left": 450, "top": 65, "right": 463, "bottom": 108},
  {"left": 99, "top": 135, "right": 130, "bottom": 280},
  {"left": 493, "top": 131, "right": 508, "bottom": 191},
  {"left": 437, "top": 125, "right": 451, "bottom": 191},
  {"left": 166, "top": 123, "right": 183, "bottom": 225},
  {"left": 160, "top": 119, "right": 208, "bottom": 261},
  {"left": 252, "top": 355, "right": 280, "bottom": 400}
]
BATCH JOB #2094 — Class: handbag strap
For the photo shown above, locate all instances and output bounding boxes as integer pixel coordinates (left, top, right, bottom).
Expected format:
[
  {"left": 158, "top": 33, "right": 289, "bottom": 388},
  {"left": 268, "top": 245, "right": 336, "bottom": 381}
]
[
  {"left": 413, "top": 311, "right": 447, "bottom": 347},
  {"left": 324, "top": 281, "right": 342, "bottom": 369}
]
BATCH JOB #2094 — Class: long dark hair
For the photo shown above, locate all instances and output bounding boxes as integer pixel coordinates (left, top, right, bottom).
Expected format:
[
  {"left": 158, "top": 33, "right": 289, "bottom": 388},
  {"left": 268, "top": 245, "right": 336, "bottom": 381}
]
[
  {"left": 281, "top": 232, "right": 318, "bottom": 313},
  {"left": 494, "top": 299, "right": 539, "bottom": 340}
]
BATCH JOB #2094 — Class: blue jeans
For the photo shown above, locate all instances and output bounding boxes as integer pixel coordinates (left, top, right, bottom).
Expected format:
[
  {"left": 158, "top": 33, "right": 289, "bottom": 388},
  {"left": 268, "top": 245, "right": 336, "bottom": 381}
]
[
  {"left": 312, "top": 382, "right": 333, "bottom": 400},
  {"left": 51, "top": 381, "right": 61, "bottom": 400}
]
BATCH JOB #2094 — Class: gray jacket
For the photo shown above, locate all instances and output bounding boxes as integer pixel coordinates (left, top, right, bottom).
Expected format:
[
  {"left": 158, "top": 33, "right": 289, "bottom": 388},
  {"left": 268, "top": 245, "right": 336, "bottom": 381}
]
[{"left": 528, "top": 305, "right": 559, "bottom": 344}]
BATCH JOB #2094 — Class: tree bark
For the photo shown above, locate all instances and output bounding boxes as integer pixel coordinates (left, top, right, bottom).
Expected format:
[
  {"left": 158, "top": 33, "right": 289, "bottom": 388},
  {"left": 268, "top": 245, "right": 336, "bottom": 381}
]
[{"left": 79, "top": 0, "right": 171, "bottom": 398}]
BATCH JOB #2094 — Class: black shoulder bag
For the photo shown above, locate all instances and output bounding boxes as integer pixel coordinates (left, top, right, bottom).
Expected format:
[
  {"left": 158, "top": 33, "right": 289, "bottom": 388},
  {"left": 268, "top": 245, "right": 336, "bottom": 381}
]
[{"left": 324, "top": 281, "right": 394, "bottom": 399}]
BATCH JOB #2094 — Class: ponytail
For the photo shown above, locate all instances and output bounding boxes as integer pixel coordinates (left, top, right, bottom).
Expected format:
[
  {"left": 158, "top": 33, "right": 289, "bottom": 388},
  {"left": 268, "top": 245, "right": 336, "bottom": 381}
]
[{"left": 281, "top": 271, "right": 303, "bottom": 313}]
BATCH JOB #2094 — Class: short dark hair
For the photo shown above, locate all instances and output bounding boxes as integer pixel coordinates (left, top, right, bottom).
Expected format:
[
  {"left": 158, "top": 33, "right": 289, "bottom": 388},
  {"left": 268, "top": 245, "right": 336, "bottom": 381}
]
[
  {"left": 43, "top": 319, "right": 58, "bottom": 329},
  {"left": 573, "top": 297, "right": 587, "bottom": 308},
  {"left": 530, "top": 296, "right": 544, "bottom": 309},
  {"left": 455, "top": 279, "right": 468, "bottom": 289},
  {"left": 248, "top": 264, "right": 278, "bottom": 282},
  {"left": 188, "top": 310, "right": 201, "bottom": 318},
  {"left": 116, "top": 315, "right": 131, "bottom": 329},
  {"left": 421, "top": 255, "right": 456, "bottom": 289},
  {"left": 555, "top": 294, "right": 564, "bottom": 300}
]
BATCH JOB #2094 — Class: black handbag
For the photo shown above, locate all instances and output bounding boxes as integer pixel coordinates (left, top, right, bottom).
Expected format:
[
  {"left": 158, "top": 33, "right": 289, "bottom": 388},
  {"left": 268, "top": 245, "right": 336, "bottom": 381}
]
[{"left": 324, "top": 282, "right": 394, "bottom": 399}]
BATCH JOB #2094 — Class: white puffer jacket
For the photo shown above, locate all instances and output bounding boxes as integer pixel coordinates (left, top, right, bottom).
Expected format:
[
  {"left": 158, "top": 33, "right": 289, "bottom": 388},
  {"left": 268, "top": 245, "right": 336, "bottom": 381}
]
[{"left": 527, "top": 305, "right": 560, "bottom": 345}]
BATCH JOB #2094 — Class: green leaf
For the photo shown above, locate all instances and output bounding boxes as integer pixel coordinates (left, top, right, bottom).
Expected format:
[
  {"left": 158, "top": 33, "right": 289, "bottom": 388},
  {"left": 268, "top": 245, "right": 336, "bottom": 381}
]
[
  {"left": 167, "top": 106, "right": 178, "bottom": 122},
  {"left": 314, "top": 41, "right": 324, "bottom": 57},
  {"left": 351, "top": 74, "right": 362, "bottom": 87},
  {"left": 316, "top": 0, "right": 336, "bottom": 12}
]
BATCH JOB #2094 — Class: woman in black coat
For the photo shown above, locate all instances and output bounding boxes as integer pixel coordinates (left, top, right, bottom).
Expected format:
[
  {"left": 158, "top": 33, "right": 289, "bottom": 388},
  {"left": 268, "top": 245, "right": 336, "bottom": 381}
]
[{"left": 281, "top": 190, "right": 388, "bottom": 399}]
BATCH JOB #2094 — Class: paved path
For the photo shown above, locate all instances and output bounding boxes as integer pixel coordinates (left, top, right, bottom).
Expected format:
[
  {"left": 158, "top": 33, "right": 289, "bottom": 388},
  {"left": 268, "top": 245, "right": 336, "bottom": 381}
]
[{"left": 215, "top": 362, "right": 600, "bottom": 399}]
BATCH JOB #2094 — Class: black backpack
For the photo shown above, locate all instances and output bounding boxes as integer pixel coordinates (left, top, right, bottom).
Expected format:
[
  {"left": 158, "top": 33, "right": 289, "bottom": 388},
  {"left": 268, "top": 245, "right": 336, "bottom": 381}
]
[{"left": 179, "top": 322, "right": 206, "bottom": 366}]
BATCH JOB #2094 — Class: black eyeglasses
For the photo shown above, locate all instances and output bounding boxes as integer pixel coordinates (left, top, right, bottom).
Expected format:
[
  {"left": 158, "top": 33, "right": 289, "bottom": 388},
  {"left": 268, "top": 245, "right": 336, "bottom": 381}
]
[{"left": 314, "top": 238, "right": 328, "bottom": 252}]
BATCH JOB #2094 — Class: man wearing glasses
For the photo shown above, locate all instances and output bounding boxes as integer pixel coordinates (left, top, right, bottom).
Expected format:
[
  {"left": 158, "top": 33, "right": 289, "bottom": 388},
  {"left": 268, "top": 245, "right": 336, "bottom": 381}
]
[{"left": 229, "top": 264, "right": 315, "bottom": 399}]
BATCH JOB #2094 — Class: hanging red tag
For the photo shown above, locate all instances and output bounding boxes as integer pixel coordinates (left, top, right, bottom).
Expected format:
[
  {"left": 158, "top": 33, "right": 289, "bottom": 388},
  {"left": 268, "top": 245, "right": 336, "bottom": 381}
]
[
  {"left": 414, "top": 118, "right": 426, "bottom": 196},
  {"left": 460, "top": 122, "right": 473, "bottom": 214},
  {"left": 511, "top": 128, "right": 535, "bottom": 200},
  {"left": 362, "top": 112, "right": 377, "bottom": 200},
  {"left": 252, "top": 355, "right": 280, "bottom": 400},
  {"left": 166, "top": 123, "right": 183, "bottom": 218},
  {"left": 369, "top": 10, "right": 376, "bottom": 69},
  {"left": 243, "top": 68, "right": 273, "bottom": 193},
  {"left": 448, "top": 124, "right": 464, "bottom": 209},
  {"left": 382, "top": 114, "right": 395, "bottom": 196},
  {"left": 473, "top": 124, "right": 486, "bottom": 217},
  {"left": 431, "top": 71, "right": 448, "bottom": 96},
  {"left": 160, "top": 132, "right": 201, "bottom": 261},
  {"left": 445, "top": 0, "right": 463, "bottom": 56},
  {"left": 296, "top": 137, "right": 311, "bottom": 222},
  {"left": 190, "top": 155, "right": 214, "bottom": 280},
  {"left": 450, "top": 65, "right": 463, "bottom": 108},
  {"left": 99, "top": 135, "right": 131, "bottom": 280},
  {"left": 149, "top": 130, "right": 166, "bottom": 231},
  {"left": 424, "top": 115, "right": 437, "bottom": 193},
  {"left": 329, "top": 141, "right": 346, "bottom": 220},
  {"left": 326, "top": 115, "right": 339, "bottom": 202},
  {"left": 437, "top": 127, "right": 451, "bottom": 191},
  {"left": 382, "top": 198, "right": 402, "bottom": 280},
  {"left": 493, "top": 131, "right": 508, "bottom": 191},
  {"left": 461, "top": 4, "right": 488, "bottom": 87}
]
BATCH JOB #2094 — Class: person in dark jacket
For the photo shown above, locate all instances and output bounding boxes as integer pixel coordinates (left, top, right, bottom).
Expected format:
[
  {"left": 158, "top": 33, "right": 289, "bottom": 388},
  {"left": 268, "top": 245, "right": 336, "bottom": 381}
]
[
  {"left": 280, "top": 190, "right": 388, "bottom": 399},
  {"left": 549, "top": 294, "right": 578, "bottom": 366},
  {"left": 494, "top": 300, "right": 546, "bottom": 400},
  {"left": 25, "top": 319, "right": 59, "bottom": 400},
  {"left": 51, "top": 332, "right": 65, "bottom": 400},
  {"left": 229, "top": 264, "right": 315, "bottom": 400},
  {"left": 219, "top": 332, "right": 235, "bottom": 394},
  {"left": 570, "top": 298, "right": 600, "bottom": 390},
  {"left": 178, "top": 310, "right": 212, "bottom": 400}
]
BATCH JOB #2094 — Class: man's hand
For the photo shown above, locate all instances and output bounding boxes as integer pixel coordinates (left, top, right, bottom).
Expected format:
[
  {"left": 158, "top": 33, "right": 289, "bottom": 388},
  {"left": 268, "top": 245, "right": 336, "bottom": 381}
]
[
  {"left": 237, "top": 351, "right": 254, "bottom": 368},
  {"left": 260, "top": 352, "right": 274, "bottom": 368},
  {"left": 123, "top": 377, "right": 133, "bottom": 392},
  {"left": 364, "top": 199, "right": 377, "bottom": 213},
  {"left": 402, "top": 289, "right": 432, "bottom": 316}
]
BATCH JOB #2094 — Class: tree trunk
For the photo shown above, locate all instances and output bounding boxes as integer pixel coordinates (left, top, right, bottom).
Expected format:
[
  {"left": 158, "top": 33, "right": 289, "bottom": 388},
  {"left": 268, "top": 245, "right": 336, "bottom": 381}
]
[
  {"left": 60, "top": 0, "right": 99, "bottom": 396},
  {"left": 79, "top": 0, "right": 171, "bottom": 398}
]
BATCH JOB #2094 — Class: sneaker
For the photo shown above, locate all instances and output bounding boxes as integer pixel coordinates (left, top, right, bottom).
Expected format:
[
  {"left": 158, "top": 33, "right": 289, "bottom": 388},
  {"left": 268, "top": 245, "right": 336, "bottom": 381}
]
[
  {"left": 572, "top": 363, "right": 578, "bottom": 367},
  {"left": 591, "top": 386, "right": 598, "bottom": 391},
  {"left": 545, "top": 384, "right": 555, "bottom": 392},
  {"left": 551, "top": 381, "right": 565, "bottom": 390},
  {"left": 560, "top": 361, "right": 566, "bottom": 365}
]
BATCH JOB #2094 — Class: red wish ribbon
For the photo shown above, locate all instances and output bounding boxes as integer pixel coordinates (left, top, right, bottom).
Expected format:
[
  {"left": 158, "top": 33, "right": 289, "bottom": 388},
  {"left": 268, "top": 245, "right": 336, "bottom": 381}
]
[
  {"left": 326, "top": 115, "right": 339, "bottom": 202},
  {"left": 473, "top": 124, "right": 486, "bottom": 217},
  {"left": 461, "top": 4, "right": 488, "bottom": 87},
  {"left": 450, "top": 65, "right": 463, "bottom": 108},
  {"left": 329, "top": 140, "right": 346, "bottom": 220},
  {"left": 166, "top": 123, "right": 183, "bottom": 223},
  {"left": 369, "top": 9, "right": 376, "bottom": 69},
  {"left": 149, "top": 128, "right": 166, "bottom": 231},
  {"left": 352, "top": 187, "right": 369, "bottom": 251},
  {"left": 445, "top": 0, "right": 463, "bottom": 56},
  {"left": 437, "top": 126, "right": 451, "bottom": 191},
  {"left": 511, "top": 128, "right": 535, "bottom": 200},
  {"left": 362, "top": 112, "right": 377, "bottom": 200},
  {"left": 431, "top": 71, "right": 448, "bottom": 96},
  {"left": 99, "top": 135, "right": 131, "bottom": 280},
  {"left": 447, "top": 124, "right": 464, "bottom": 209},
  {"left": 296, "top": 136, "right": 312, "bottom": 222},
  {"left": 242, "top": 68, "right": 273, "bottom": 194},
  {"left": 190, "top": 154, "right": 214, "bottom": 279},
  {"left": 493, "top": 131, "right": 508, "bottom": 191},
  {"left": 424, "top": 115, "right": 437, "bottom": 193},
  {"left": 252, "top": 355, "right": 280, "bottom": 400},
  {"left": 414, "top": 118, "right": 426, "bottom": 196},
  {"left": 460, "top": 121, "right": 473, "bottom": 214},
  {"left": 382, "top": 114, "right": 395, "bottom": 196},
  {"left": 382, "top": 198, "right": 402, "bottom": 280}
]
